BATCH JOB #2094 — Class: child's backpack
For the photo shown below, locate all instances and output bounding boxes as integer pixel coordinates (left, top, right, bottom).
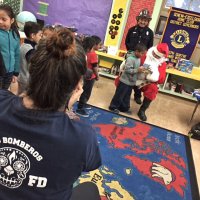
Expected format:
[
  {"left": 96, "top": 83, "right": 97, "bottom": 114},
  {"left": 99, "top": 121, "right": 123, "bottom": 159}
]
[{"left": 188, "top": 122, "right": 200, "bottom": 140}]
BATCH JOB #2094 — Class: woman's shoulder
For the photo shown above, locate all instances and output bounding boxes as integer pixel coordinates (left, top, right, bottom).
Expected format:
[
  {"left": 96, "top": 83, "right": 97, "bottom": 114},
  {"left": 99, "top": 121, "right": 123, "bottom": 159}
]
[
  {"left": 0, "top": 89, "right": 15, "bottom": 101},
  {"left": 70, "top": 119, "right": 97, "bottom": 141}
]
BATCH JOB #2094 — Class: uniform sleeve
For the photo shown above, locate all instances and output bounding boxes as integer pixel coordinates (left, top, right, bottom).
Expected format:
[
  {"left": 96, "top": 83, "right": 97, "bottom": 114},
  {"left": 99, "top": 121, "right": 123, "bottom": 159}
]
[
  {"left": 147, "top": 29, "right": 154, "bottom": 50},
  {"left": 125, "top": 29, "right": 131, "bottom": 50},
  {"left": 83, "top": 127, "right": 102, "bottom": 172},
  {"left": 14, "top": 38, "right": 20, "bottom": 75}
]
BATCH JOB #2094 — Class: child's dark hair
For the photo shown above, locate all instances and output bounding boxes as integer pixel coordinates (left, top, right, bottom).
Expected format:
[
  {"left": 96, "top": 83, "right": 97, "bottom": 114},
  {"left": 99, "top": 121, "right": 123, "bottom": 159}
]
[
  {"left": 43, "top": 25, "right": 54, "bottom": 32},
  {"left": 135, "top": 43, "right": 147, "bottom": 52},
  {"left": 0, "top": 4, "right": 19, "bottom": 38},
  {"left": 24, "top": 22, "right": 42, "bottom": 38},
  {"left": 54, "top": 24, "right": 63, "bottom": 32},
  {"left": 27, "top": 28, "right": 87, "bottom": 111},
  {"left": 91, "top": 35, "right": 101, "bottom": 45},
  {"left": 82, "top": 36, "right": 95, "bottom": 53}
]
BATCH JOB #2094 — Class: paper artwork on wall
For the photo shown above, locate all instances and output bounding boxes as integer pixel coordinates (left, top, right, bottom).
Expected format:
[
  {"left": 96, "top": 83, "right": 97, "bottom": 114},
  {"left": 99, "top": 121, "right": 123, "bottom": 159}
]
[
  {"left": 37, "top": 1, "right": 49, "bottom": 16},
  {"left": 2, "top": 0, "right": 21, "bottom": 14}
]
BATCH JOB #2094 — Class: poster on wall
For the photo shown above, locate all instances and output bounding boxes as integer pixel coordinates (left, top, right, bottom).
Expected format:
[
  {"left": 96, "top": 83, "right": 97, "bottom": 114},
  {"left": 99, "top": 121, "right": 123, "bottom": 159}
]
[{"left": 161, "top": 7, "right": 200, "bottom": 65}]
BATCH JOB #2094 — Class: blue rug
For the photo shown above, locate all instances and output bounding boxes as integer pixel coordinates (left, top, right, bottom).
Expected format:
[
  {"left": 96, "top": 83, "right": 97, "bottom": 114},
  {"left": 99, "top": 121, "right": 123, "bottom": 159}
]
[{"left": 76, "top": 105, "right": 199, "bottom": 200}]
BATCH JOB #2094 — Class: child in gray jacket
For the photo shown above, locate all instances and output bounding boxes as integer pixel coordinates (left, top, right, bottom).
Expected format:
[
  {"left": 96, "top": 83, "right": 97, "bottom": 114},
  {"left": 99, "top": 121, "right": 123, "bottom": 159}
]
[
  {"left": 18, "top": 22, "right": 42, "bottom": 95},
  {"left": 109, "top": 44, "right": 146, "bottom": 114}
]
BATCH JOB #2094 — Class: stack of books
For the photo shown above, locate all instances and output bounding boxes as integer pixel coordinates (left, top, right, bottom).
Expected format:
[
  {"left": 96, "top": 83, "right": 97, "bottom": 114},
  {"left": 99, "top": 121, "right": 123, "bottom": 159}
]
[{"left": 176, "top": 59, "right": 194, "bottom": 74}]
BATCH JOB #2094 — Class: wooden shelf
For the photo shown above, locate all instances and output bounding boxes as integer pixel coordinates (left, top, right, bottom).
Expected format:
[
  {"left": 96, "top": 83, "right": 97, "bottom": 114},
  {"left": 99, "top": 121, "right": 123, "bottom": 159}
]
[
  {"left": 96, "top": 53, "right": 200, "bottom": 102},
  {"left": 96, "top": 51, "right": 124, "bottom": 61},
  {"left": 157, "top": 67, "right": 200, "bottom": 101},
  {"left": 99, "top": 71, "right": 117, "bottom": 79},
  {"left": 166, "top": 67, "right": 200, "bottom": 81},
  {"left": 159, "top": 87, "right": 196, "bottom": 101}
]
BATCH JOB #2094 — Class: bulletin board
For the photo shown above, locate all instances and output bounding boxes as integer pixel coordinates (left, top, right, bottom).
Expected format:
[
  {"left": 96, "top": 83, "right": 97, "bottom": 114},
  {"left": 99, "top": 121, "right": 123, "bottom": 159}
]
[
  {"left": 23, "top": 0, "right": 113, "bottom": 41},
  {"left": 104, "top": 0, "right": 130, "bottom": 47},
  {"left": 2, "top": 0, "right": 21, "bottom": 14}
]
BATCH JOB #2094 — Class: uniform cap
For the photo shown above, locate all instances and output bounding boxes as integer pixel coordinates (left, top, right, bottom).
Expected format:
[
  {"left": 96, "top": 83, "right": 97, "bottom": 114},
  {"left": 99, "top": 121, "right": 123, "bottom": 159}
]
[{"left": 136, "top": 9, "right": 152, "bottom": 21}]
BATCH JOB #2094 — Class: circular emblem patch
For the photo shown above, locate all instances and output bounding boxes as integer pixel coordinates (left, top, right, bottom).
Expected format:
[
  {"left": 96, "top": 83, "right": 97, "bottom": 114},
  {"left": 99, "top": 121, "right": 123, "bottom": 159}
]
[{"left": 170, "top": 30, "right": 190, "bottom": 48}]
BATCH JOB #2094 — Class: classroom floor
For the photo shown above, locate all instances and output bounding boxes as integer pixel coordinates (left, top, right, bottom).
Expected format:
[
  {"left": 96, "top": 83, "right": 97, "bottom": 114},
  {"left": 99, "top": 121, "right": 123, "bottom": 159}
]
[
  {"left": 89, "top": 77, "right": 200, "bottom": 192},
  {"left": 10, "top": 77, "right": 200, "bottom": 192}
]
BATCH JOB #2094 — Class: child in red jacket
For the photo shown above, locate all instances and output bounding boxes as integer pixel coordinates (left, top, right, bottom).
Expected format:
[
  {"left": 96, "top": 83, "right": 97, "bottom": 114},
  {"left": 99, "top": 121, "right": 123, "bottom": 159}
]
[{"left": 76, "top": 36, "right": 102, "bottom": 117}]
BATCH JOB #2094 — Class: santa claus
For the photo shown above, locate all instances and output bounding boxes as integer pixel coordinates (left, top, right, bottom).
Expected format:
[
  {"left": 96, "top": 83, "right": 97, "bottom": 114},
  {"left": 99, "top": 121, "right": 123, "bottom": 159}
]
[{"left": 137, "top": 43, "right": 169, "bottom": 121}]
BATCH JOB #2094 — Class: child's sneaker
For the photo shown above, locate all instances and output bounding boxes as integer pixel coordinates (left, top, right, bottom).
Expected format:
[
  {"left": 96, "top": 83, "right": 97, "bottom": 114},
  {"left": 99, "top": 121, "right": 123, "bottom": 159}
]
[
  {"left": 84, "top": 104, "right": 92, "bottom": 110},
  {"left": 75, "top": 109, "right": 89, "bottom": 117},
  {"left": 109, "top": 107, "right": 120, "bottom": 114},
  {"left": 122, "top": 110, "right": 132, "bottom": 115},
  {"left": 134, "top": 97, "right": 142, "bottom": 105}
]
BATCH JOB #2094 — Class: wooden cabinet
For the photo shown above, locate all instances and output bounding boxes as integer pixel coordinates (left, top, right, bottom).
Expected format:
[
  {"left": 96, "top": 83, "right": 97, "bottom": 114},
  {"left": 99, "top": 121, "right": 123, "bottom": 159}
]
[
  {"left": 96, "top": 51, "right": 124, "bottom": 78},
  {"left": 159, "top": 67, "right": 200, "bottom": 101}
]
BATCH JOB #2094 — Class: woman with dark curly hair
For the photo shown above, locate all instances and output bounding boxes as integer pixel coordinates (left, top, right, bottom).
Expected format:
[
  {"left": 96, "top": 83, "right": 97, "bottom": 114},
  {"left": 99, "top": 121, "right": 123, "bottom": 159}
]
[{"left": 0, "top": 28, "right": 101, "bottom": 200}]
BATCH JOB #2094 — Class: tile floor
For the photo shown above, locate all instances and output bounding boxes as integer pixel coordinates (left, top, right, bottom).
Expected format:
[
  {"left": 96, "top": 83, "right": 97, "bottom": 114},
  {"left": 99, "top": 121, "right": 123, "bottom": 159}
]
[{"left": 10, "top": 77, "right": 200, "bottom": 193}]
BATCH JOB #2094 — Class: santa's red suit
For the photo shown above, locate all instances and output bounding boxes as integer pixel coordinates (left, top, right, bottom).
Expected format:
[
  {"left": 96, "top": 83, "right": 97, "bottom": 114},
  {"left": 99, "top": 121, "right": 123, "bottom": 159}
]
[
  {"left": 137, "top": 43, "right": 169, "bottom": 121},
  {"left": 140, "top": 58, "right": 167, "bottom": 100}
]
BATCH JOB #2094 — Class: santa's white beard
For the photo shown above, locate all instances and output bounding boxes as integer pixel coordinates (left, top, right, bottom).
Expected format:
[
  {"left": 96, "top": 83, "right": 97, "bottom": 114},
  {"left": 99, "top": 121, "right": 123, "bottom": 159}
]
[
  {"left": 143, "top": 47, "right": 166, "bottom": 82},
  {"left": 136, "top": 47, "right": 166, "bottom": 87},
  {"left": 145, "top": 47, "right": 166, "bottom": 66}
]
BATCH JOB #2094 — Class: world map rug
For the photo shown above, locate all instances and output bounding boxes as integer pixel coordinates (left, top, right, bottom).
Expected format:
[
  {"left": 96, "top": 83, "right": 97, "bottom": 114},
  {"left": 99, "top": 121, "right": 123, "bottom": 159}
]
[{"left": 76, "top": 105, "right": 199, "bottom": 200}]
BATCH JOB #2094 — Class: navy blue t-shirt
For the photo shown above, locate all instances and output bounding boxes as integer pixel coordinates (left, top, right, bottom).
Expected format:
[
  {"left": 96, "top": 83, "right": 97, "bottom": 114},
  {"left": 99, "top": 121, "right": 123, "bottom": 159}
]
[{"left": 0, "top": 90, "right": 101, "bottom": 200}]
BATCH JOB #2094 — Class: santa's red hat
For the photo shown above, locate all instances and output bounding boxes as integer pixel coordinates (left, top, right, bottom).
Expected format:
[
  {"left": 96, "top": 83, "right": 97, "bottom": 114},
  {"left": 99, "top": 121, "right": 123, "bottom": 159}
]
[{"left": 153, "top": 43, "right": 169, "bottom": 58}]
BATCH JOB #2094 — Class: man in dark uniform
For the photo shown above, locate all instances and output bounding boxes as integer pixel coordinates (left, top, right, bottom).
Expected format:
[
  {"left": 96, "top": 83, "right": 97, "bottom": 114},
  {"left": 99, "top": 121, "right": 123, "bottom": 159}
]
[{"left": 125, "top": 9, "right": 154, "bottom": 104}]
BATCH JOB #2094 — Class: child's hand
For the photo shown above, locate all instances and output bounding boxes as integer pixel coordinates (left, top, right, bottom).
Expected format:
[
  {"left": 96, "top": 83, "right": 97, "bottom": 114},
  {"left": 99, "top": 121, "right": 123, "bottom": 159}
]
[
  {"left": 12, "top": 75, "right": 18, "bottom": 83},
  {"left": 138, "top": 66, "right": 145, "bottom": 73},
  {"left": 95, "top": 75, "right": 100, "bottom": 81}
]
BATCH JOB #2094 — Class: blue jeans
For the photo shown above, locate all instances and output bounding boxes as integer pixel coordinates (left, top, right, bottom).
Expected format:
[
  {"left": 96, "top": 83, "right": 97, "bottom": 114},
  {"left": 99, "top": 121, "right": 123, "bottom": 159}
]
[
  {"left": 78, "top": 79, "right": 95, "bottom": 109},
  {"left": 109, "top": 81, "right": 133, "bottom": 112}
]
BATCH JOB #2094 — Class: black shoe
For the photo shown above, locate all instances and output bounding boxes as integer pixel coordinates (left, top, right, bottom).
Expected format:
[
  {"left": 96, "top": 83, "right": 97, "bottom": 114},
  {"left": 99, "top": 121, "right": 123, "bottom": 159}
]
[
  {"left": 109, "top": 107, "right": 120, "bottom": 114},
  {"left": 120, "top": 109, "right": 132, "bottom": 115},
  {"left": 84, "top": 104, "right": 92, "bottom": 110},
  {"left": 75, "top": 109, "right": 89, "bottom": 117},
  {"left": 134, "top": 98, "right": 142, "bottom": 105},
  {"left": 137, "top": 110, "right": 147, "bottom": 121}
]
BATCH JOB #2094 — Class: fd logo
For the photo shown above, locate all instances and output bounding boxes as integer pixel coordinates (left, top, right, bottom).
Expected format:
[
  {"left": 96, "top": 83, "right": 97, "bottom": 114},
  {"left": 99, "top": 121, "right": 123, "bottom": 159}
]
[
  {"left": 170, "top": 30, "right": 190, "bottom": 48},
  {"left": 0, "top": 147, "right": 30, "bottom": 188}
]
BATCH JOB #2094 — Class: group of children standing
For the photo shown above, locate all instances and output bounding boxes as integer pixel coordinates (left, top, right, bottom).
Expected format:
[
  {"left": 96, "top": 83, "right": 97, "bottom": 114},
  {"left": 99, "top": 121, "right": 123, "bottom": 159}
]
[
  {"left": 0, "top": 5, "right": 102, "bottom": 119},
  {"left": 0, "top": 5, "right": 20, "bottom": 89},
  {"left": 0, "top": 4, "right": 168, "bottom": 123},
  {"left": 0, "top": 4, "right": 42, "bottom": 92}
]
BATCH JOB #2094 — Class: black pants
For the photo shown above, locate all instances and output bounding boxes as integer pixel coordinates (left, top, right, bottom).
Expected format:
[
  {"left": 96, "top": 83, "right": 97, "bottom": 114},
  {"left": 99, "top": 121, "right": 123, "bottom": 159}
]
[
  {"left": 70, "top": 182, "right": 100, "bottom": 200},
  {"left": 78, "top": 79, "right": 95, "bottom": 109},
  {"left": 0, "top": 72, "right": 13, "bottom": 90},
  {"left": 133, "top": 85, "right": 142, "bottom": 99},
  {"left": 109, "top": 81, "right": 132, "bottom": 112}
]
